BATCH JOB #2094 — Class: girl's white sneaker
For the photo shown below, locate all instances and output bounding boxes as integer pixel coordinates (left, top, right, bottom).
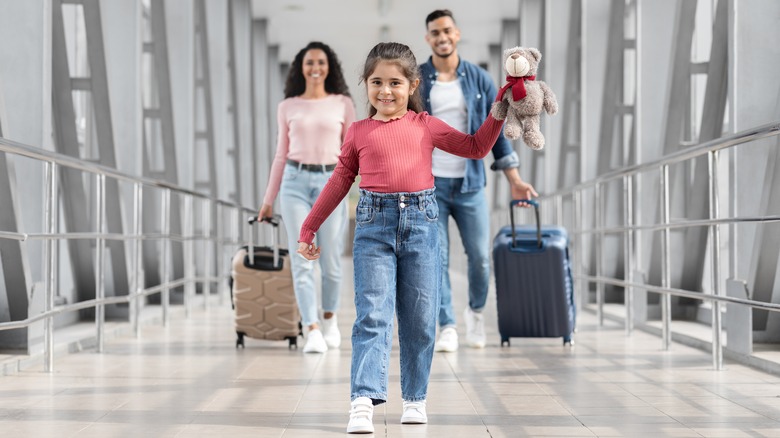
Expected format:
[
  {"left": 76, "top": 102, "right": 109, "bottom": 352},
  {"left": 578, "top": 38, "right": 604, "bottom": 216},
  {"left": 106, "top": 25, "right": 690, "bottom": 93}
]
[
  {"left": 401, "top": 400, "right": 427, "bottom": 424},
  {"left": 347, "top": 397, "right": 374, "bottom": 434}
]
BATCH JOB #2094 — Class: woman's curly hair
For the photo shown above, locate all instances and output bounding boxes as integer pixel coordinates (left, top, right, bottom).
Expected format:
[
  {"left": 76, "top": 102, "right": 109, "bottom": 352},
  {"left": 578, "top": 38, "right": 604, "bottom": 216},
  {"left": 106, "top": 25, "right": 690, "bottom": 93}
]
[{"left": 284, "top": 42, "right": 351, "bottom": 98}]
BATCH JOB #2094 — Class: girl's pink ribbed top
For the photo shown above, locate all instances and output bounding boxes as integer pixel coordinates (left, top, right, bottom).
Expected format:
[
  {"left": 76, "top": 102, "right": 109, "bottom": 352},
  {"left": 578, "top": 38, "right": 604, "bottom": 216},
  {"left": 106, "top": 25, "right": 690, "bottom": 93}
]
[{"left": 299, "top": 110, "right": 503, "bottom": 244}]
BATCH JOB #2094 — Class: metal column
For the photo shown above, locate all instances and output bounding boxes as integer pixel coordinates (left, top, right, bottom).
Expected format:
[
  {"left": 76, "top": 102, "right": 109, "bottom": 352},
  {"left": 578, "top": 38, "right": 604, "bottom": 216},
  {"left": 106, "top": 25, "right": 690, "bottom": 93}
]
[
  {"left": 226, "top": 0, "right": 242, "bottom": 205},
  {"left": 556, "top": 0, "right": 583, "bottom": 189},
  {"left": 589, "top": 0, "right": 638, "bottom": 303},
  {"left": 142, "top": 0, "right": 184, "bottom": 293},
  {"left": 647, "top": 0, "right": 729, "bottom": 303},
  {"left": 193, "top": 0, "right": 219, "bottom": 297},
  {"left": 80, "top": 0, "right": 130, "bottom": 309},
  {"left": 51, "top": 0, "right": 96, "bottom": 307},
  {"left": 53, "top": 0, "right": 137, "bottom": 314},
  {"left": 0, "top": 83, "right": 31, "bottom": 339},
  {"left": 748, "top": 90, "right": 780, "bottom": 340},
  {"left": 252, "top": 19, "right": 276, "bottom": 202},
  {"left": 193, "top": 0, "right": 218, "bottom": 199}
]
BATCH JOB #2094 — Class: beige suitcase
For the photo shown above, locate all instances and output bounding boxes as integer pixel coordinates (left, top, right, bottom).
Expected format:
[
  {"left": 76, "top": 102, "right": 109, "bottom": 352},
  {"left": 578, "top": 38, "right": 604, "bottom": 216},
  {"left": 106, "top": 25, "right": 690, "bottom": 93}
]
[{"left": 231, "top": 216, "right": 301, "bottom": 348}]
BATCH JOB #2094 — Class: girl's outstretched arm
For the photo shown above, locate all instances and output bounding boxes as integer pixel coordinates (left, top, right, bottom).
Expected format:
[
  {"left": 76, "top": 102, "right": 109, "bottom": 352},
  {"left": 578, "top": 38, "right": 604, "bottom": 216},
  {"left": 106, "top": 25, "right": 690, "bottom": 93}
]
[{"left": 427, "top": 113, "right": 504, "bottom": 159}]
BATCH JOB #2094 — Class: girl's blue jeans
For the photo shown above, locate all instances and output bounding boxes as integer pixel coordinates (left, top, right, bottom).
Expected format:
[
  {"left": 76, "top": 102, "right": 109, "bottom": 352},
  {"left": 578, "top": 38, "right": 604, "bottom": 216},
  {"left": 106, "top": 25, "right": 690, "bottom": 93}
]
[
  {"left": 278, "top": 163, "right": 347, "bottom": 326},
  {"left": 351, "top": 189, "right": 440, "bottom": 404}
]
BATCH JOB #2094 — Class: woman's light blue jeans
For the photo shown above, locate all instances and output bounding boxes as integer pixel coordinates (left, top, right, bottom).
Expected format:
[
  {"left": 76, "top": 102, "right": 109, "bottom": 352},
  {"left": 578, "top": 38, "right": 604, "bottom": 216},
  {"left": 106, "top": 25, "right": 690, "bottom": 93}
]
[
  {"left": 278, "top": 163, "right": 347, "bottom": 327},
  {"left": 351, "top": 189, "right": 440, "bottom": 404}
]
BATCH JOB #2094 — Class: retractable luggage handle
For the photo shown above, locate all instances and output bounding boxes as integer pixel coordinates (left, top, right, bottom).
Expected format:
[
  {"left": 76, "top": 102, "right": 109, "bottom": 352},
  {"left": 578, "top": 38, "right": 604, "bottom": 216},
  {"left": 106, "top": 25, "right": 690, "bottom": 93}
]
[
  {"left": 510, "top": 199, "right": 542, "bottom": 249},
  {"left": 247, "top": 215, "right": 281, "bottom": 267}
]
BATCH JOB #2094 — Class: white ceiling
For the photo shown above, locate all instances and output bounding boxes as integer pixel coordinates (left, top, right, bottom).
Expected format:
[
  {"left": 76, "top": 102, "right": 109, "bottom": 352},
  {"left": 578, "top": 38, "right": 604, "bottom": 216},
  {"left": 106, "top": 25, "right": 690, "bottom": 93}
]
[{"left": 251, "top": 0, "right": 520, "bottom": 108}]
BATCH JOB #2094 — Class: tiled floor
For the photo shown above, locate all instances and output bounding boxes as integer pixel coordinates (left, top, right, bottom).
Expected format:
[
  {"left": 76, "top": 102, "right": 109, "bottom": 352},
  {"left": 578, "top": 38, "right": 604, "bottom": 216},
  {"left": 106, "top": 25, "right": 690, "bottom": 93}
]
[{"left": 2, "top": 259, "right": 780, "bottom": 437}]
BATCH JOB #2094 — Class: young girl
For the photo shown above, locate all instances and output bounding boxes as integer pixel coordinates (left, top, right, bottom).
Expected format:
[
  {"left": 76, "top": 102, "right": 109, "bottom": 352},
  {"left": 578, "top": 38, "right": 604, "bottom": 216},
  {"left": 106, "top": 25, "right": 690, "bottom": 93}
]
[{"left": 297, "top": 42, "right": 505, "bottom": 434}]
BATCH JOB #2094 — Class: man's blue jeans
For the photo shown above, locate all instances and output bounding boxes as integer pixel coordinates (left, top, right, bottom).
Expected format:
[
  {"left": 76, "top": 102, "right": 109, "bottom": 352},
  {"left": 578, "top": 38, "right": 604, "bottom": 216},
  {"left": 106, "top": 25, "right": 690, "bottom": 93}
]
[
  {"left": 433, "top": 177, "right": 490, "bottom": 328},
  {"left": 351, "top": 189, "right": 439, "bottom": 404},
  {"left": 278, "top": 163, "right": 347, "bottom": 326}
]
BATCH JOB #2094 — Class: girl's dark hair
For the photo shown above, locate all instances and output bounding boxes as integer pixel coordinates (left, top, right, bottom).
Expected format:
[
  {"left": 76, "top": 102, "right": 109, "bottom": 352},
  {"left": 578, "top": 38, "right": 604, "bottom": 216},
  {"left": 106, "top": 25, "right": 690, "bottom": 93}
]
[
  {"left": 284, "top": 41, "right": 350, "bottom": 98},
  {"left": 359, "top": 42, "right": 424, "bottom": 117}
]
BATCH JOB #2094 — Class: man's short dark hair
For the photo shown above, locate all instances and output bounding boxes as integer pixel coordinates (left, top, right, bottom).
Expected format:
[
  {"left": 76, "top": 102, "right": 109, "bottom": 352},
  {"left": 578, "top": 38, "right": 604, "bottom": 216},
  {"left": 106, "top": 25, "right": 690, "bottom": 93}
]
[{"left": 425, "top": 9, "right": 455, "bottom": 27}]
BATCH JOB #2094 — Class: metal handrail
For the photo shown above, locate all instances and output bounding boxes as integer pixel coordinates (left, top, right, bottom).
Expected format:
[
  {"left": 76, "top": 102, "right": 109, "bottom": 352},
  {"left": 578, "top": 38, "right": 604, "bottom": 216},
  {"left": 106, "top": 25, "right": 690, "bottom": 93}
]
[
  {"left": 0, "top": 136, "right": 258, "bottom": 372},
  {"left": 526, "top": 120, "right": 780, "bottom": 370},
  {"left": 557, "top": 121, "right": 780, "bottom": 195},
  {"left": 1, "top": 136, "right": 209, "bottom": 201}
]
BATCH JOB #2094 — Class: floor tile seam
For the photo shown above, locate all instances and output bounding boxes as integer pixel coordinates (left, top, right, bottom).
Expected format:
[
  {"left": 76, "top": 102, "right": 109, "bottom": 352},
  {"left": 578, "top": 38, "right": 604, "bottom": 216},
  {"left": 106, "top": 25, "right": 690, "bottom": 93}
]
[
  {"left": 65, "top": 422, "right": 94, "bottom": 438},
  {"left": 575, "top": 407, "right": 707, "bottom": 438},
  {"left": 441, "top": 354, "right": 497, "bottom": 436},
  {"left": 0, "top": 304, "right": 195, "bottom": 377},
  {"left": 286, "top": 351, "right": 327, "bottom": 434},
  {"left": 660, "top": 390, "right": 780, "bottom": 423}
]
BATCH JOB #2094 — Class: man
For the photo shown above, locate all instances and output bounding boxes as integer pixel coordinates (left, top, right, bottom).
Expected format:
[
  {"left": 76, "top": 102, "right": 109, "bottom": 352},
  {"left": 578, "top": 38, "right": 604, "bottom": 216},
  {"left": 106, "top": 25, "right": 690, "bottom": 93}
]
[{"left": 420, "top": 9, "right": 538, "bottom": 352}]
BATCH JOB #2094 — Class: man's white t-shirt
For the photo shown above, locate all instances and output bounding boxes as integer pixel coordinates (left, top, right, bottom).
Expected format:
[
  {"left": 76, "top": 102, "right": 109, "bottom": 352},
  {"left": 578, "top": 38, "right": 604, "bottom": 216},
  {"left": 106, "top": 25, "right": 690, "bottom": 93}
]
[{"left": 430, "top": 79, "right": 468, "bottom": 178}]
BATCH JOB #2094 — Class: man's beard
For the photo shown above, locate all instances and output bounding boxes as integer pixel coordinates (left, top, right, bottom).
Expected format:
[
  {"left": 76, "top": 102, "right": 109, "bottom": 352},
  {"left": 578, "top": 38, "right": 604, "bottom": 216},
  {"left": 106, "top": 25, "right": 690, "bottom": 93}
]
[{"left": 436, "top": 49, "right": 455, "bottom": 58}]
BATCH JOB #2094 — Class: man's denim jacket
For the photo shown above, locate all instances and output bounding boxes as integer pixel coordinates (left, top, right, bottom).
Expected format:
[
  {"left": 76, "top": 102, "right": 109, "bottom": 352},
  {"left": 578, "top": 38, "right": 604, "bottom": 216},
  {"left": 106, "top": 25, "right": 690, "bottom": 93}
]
[{"left": 419, "top": 56, "right": 519, "bottom": 193}]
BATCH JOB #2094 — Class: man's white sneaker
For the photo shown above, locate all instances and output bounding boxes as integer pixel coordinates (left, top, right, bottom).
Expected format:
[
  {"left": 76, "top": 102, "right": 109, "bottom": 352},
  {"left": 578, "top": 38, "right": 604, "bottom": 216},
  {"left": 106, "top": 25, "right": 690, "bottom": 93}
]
[
  {"left": 321, "top": 315, "right": 341, "bottom": 349},
  {"left": 434, "top": 327, "right": 459, "bottom": 352},
  {"left": 302, "top": 328, "right": 328, "bottom": 354},
  {"left": 463, "top": 307, "right": 486, "bottom": 348},
  {"left": 401, "top": 400, "right": 428, "bottom": 424},
  {"left": 347, "top": 397, "right": 374, "bottom": 434}
]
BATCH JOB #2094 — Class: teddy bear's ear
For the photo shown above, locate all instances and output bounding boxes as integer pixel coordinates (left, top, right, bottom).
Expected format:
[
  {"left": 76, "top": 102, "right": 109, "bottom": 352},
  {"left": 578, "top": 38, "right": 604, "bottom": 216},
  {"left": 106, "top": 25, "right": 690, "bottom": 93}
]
[{"left": 528, "top": 48, "right": 542, "bottom": 62}]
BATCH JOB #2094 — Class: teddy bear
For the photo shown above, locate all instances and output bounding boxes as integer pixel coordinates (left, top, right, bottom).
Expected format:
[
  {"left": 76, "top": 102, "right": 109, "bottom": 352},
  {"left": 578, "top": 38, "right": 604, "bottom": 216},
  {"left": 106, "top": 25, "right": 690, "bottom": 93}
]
[{"left": 490, "top": 47, "right": 558, "bottom": 150}]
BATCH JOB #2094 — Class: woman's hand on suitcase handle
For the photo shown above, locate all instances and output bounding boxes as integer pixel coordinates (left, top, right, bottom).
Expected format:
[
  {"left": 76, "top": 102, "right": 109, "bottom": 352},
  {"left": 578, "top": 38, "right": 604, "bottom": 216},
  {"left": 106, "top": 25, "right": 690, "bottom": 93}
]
[
  {"left": 258, "top": 204, "right": 273, "bottom": 221},
  {"left": 297, "top": 241, "right": 321, "bottom": 260}
]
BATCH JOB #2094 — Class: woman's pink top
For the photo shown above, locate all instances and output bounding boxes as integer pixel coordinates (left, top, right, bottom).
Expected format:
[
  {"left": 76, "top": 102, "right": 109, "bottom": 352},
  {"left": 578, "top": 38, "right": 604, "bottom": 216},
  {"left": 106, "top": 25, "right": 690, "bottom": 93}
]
[
  {"left": 299, "top": 110, "right": 504, "bottom": 244},
  {"left": 262, "top": 94, "right": 356, "bottom": 206}
]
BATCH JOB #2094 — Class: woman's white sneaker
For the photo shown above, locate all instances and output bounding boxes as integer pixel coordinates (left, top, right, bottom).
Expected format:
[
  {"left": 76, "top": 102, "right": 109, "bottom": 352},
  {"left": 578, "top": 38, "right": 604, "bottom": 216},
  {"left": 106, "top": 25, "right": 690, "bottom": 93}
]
[
  {"left": 302, "top": 328, "right": 328, "bottom": 354},
  {"left": 401, "top": 400, "right": 427, "bottom": 424},
  {"left": 321, "top": 315, "right": 341, "bottom": 349},
  {"left": 463, "top": 307, "right": 486, "bottom": 348},
  {"left": 434, "top": 327, "right": 459, "bottom": 352},
  {"left": 347, "top": 397, "right": 374, "bottom": 434}
]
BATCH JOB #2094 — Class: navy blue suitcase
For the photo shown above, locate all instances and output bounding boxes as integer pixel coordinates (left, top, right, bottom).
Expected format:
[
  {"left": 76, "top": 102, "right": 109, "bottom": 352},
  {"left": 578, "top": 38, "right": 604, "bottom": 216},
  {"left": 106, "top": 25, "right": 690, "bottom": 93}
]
[{"left": 492, "top": 199, "right": 575, "bottom": 346}]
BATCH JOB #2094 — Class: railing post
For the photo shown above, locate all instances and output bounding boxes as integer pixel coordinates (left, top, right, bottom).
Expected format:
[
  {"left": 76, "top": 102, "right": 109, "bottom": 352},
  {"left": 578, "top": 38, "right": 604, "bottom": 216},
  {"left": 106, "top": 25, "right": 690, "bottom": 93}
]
[
  {"left": 161, "top": 189, "right": 171, "bottom": 326},
  {"left": 709, "top": 150, "right": 724, "bottom": 370},
  {"left": 133, "top": 183, "right": 143, "bottom": 338},
  {"left": 95, "top": 174, "right": 106, "bottom": 353},
  {"left": 212, "top": 201, "right": 222, "bottom": 310},
  {"left": 203, "top": 199, "right": 212, "bottom": 309},
  {"left": 624, "top": 174, "right": 634, "bottom": 336},
  {"left": 226, "top": 206, "right": 239, "bottom": 305},
  {"left": 595, "top": 182, "right": 604, "bottom": 326},
  {"left": 574, "top": 190, "right": 584, "bottom": 313},
  {"left": 184, "top": 194, "right": 193, "bottom": 318},
  {"left": 661, "top": 165, "right": 672, "bottom": 350},
  {"left": 43, "top": 162, "right": 58, "bottom": 372}
]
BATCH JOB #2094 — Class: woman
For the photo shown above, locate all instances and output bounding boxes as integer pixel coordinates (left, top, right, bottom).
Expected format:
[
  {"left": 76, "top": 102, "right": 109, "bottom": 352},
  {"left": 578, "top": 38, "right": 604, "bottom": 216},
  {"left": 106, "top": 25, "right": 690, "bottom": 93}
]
[{"left": 258, "top": 41, "right": 355, "bottom": 354}]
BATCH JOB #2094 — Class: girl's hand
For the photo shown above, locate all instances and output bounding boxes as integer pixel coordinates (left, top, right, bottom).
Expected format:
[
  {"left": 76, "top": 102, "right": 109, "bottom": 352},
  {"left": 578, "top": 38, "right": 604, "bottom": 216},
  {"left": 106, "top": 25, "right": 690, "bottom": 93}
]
[{"left": 297, "top": 242, "right": 321, "bottom": 260}]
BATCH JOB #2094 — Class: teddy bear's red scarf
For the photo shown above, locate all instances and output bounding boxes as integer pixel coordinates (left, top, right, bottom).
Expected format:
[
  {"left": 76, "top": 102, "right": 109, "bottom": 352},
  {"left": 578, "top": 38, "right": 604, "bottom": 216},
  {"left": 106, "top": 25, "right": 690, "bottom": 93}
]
[{"left": 497, "top": 75, "right": 536, "bottom": 102}]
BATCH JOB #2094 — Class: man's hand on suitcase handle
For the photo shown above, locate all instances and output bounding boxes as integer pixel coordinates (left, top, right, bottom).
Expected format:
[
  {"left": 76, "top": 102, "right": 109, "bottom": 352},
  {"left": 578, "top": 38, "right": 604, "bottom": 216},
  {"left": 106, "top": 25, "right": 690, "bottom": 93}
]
[
  {"left": 507, "top": 174, "right": 538, "bottom": 207},
  {"left": 297, "top": 241, "right": 321, "bottom": 260}
]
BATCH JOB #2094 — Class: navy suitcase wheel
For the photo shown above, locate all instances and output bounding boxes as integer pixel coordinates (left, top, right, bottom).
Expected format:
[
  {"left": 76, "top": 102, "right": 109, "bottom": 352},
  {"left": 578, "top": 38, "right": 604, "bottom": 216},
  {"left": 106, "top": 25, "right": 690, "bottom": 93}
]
[{"left": 492, "top": 199, "right": 576, "bottom": 346}]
